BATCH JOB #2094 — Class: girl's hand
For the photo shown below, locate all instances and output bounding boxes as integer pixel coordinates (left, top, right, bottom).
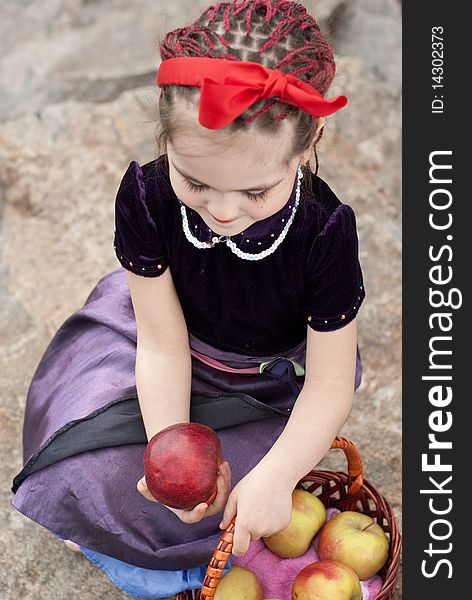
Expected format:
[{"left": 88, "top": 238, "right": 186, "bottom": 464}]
[
  {"left": 136, "top": 461, "right": 231, "bottom": 524},
  {"left": 219, "top": 463, "right": 294, "bottom": 557}
]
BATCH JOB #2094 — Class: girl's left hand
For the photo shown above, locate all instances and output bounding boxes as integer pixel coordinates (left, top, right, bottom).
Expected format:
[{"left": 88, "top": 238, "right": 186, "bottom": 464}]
[
  {"left": 137, "top": 461, "right": 232, "bottom": 524},
  {"left": 219, "top": 462, "right": 295, "bottom": 557}
]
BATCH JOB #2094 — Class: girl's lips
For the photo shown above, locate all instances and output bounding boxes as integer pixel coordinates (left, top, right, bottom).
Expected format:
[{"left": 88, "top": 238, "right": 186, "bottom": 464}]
[{"left": 209, "top": 213, "right": 236, "bottom": 224}]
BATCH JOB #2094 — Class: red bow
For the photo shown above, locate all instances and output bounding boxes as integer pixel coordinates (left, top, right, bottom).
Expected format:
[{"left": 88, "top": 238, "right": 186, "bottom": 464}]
[{"left": 157, "top": 57, "right": 347, "bottom": 130}]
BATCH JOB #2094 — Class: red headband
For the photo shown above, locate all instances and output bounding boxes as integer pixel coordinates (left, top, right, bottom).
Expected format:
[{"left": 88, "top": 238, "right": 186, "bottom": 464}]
[{"left": 157, "top": 56, "right": 347, "bottom": 130}]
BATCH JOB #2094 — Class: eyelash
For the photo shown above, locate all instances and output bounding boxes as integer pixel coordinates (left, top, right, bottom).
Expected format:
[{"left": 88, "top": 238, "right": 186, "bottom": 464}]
[{"left": 183, "top": 178, "right": 270, "bottom": 202}]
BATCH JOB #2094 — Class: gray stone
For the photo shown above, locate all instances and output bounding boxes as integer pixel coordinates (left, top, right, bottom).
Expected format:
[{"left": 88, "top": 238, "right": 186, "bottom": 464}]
[{"left": 329, "top": 0, "right": 402, "bottom": 96}]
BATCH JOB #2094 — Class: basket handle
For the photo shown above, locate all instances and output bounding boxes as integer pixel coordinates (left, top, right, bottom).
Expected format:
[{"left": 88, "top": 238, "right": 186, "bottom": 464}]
[
  {"left": 198, "top": 435, "right": 364, "bottom": 599},
  {"left": 330, "top": 435, "right": 364, "bottom": 496}
]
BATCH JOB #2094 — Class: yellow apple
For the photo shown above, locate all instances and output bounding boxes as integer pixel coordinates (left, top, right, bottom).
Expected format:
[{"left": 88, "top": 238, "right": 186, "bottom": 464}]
[
  {"left": 318, "top": 510, "right": 389, "bottom": 579},
  {"left": 292, "top": 560, "right": 362, "bottom": 599},
  {"left": 263, "top": 489, "right": 326, "bottom": 558},
  {"left": 214, "top": 566, "right": 264, "bottom": 600}
]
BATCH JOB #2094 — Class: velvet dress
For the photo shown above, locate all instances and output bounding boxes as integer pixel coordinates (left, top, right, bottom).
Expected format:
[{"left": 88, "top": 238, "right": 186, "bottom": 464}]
[{"left": 10, "top": 153, "right": 366, "bottom": 598}]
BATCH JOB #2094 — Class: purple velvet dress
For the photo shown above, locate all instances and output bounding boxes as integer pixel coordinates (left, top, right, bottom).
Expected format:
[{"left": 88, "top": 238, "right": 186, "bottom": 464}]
[{"left": 10, "top": 154, "right": 366, "bottom": 596}]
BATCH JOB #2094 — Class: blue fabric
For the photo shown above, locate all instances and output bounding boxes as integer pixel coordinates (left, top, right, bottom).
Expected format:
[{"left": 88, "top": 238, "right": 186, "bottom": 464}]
[{"left": 51, "top": 531, "right": 233, "bottom": 599}]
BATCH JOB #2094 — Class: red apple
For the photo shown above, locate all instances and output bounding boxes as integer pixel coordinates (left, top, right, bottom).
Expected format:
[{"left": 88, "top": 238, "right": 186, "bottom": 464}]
[
  {"left": 292, "top": 560, "right": 362, "bottom": 599},
  {"left": 318, "top": 510, "right": 389, "bottom": 579},
  {"left": 143, "top": 422, "right": 222, "bottom": 509}
]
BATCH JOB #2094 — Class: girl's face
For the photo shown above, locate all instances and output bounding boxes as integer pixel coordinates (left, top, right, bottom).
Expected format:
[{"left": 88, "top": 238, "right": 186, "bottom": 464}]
[{"left": 167, "top": 124, "right": 313, "bottom": 237}]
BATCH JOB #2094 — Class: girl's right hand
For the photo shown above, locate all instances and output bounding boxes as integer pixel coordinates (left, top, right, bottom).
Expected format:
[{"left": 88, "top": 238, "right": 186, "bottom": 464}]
[{"left": 137, "top": 461, "right": 232, "bottom": 524}]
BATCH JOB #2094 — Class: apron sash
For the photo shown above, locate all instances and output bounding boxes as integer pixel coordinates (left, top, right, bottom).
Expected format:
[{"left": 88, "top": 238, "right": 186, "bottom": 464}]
[{"left": 188, "top": 331, "right": 307, "bottom": 381}]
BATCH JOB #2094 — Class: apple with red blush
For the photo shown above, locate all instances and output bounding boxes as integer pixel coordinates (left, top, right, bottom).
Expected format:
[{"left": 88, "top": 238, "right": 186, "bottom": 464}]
[
  {"left": 143, "top": 422, "right": 223, "bottom": 509},
  {"left": 291, "top": 560, "right": 362, "bottom": 600},
  {"left": 318, "top": 510, "right": 389, "bottom": 579}
]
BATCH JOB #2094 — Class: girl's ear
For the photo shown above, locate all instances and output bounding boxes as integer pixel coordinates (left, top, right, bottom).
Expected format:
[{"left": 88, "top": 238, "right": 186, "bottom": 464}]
[
  {"left": 313, "top": 116, "right": 326, "bottom": 144},
  {"left": 297, "top": 117, "right": 327, "bottom": 168},
  {"left": 300, "top": 117, "right": 326, "bottom": 164}
]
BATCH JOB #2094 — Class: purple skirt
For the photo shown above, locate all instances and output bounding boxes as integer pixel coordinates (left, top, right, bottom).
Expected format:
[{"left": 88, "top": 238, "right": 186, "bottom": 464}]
[{"left": 11, "top": 267, "right": 363, "bottom": 571}]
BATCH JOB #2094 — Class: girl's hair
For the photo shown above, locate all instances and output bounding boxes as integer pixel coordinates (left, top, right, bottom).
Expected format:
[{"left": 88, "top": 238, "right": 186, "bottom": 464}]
[{"left": 155, "top": 0, "right": 338, "bottom": 183}]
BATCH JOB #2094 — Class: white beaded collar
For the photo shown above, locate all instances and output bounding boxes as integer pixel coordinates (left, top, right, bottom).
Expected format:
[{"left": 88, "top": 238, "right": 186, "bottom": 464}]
[{"left": 178, "top": 167, "right": 303, "bottom": 261}]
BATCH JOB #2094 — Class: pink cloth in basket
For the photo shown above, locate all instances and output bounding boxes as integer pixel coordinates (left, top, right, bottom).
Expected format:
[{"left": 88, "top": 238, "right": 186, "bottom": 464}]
[{"left": 232, "top": 508, "right": 383, "bottom": 600}]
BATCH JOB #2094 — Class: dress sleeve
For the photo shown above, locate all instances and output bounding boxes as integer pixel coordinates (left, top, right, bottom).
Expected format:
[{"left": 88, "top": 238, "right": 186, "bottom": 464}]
[
  {"left": 303, "top": 203, "right": 366, "bottom": 332},
  {"left": 113, "top": 160, "right": 169, "bottom": 278}
]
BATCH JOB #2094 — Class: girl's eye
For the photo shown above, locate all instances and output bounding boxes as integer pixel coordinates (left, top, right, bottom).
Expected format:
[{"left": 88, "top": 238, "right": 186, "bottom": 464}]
[
  {"left": 184, "top": 179, "right": 206, "bottom": 194},
  {"left": 183, "top": 178, "right": 269, "bottom": 202},
  {"left": 246, "top": 189, "right": 269, "bottom": 202}
]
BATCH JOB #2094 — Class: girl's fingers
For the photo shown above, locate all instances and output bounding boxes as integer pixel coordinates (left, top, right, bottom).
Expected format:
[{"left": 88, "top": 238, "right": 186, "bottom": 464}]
[
  {"left": 136, "top": 476, "right": 158, "bottom": 503},
  {"left": 218, "top": 461, "right": 230, "bottom": 486},
  {"left": 218, "top": 463, "right": 231, "bottom": 499},
  {"left": 194, "top": 502, "right": 209, "bottom": 516},
  {"left": 137, "top": 464, "right": 232, "bottom": 523},
  {"left": 171, "top": 502, "right": 209, "bottom": 522},
  {"left": 214, "top": 473, "right": 227, "bottom": 509},
  {"left": 177, "top": 503, "right": 208, "bottom": 524},
  {"left": 136, "top": 477, "right": 208, "bottom": 523},
  {"left": 223, "top": 461, "right": 231, "bottom": 485},
  {"left": 203, "top": 464, "right": 231, "bottom": 517}
]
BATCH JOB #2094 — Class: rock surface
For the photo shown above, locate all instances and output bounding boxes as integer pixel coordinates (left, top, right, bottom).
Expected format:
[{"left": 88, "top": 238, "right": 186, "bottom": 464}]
[{"left": 1, "top": 1, "right": 402, "bottom": 598}]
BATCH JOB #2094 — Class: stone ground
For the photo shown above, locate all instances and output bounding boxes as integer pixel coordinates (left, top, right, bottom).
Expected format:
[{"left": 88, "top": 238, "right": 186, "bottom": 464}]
[{"left": 0, "top": 1, "right": 402, "bottom": 598}]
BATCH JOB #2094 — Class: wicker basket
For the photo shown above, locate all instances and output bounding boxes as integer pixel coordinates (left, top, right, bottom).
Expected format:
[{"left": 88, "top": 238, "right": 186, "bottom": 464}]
[{"left": 176, "top": 435, "right": 401, "bottom": 600}]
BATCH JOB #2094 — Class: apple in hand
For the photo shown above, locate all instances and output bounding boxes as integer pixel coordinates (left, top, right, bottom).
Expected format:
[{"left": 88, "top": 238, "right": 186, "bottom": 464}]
[
  {"left": 214, "top": 566, "right": 263, "bottom": 600},
  {"left": 318, "top": 510, "right": 389, "bottom": 579},
  {"left": 292, "top": 560, "right": 362, "bottom": 600},
  {"left": 143, "top": 422, "right": 222, "bottom": 510},
  {"left": 263, "top": 489, "right": 326, "bottom": 558}
]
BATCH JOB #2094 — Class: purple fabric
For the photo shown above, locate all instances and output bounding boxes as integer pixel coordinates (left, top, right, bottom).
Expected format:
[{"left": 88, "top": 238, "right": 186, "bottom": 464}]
[
  {"left": 113, "top": 155, "right": 366, "bottom": 356},
  {"left": 11, "top": 268, "right": 363, "bottom": 570}
]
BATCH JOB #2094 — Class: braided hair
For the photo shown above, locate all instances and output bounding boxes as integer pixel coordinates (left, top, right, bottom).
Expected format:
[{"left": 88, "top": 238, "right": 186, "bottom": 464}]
[{"left": 156, "top": 0, "right": 337, "bottom": 181}]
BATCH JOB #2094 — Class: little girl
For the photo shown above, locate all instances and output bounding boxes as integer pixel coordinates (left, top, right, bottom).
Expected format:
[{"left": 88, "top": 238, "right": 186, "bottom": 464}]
[{"left": 11, "top": 1, "right": 366, "bottom": 598}]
